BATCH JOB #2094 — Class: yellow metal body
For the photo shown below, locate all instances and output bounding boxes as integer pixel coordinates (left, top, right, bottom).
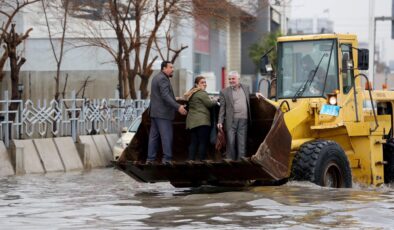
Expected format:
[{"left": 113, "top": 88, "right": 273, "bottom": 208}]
[{"left": 272, "top": 34, "right": 392, "bottom": 186}]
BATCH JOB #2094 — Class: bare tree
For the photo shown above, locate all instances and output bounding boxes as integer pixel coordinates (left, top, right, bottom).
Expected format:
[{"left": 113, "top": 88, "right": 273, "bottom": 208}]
[
  {"left": 78, "top": 1, "right": 189, "bottom": 98},
  {"left": 154, "top": 22, "right": 188, "bottom": 68},
  {"left": 0, "top": 0, "right": 40, "bottom": 82},
  {"left": 2, "top": 24, "right": 31, "bottom": 106},
  {"left": 41, "top": 0, "right": 71, "bottom": 101},
  {"left": 0, "top": 0, "right": 40, "bottom": 118},
  {"left": 74, "top": 0, "right": 132, "bottom": 98},
  {"left": 108, "top": 0, "right": 134, "bottom": 98},
  {"left": 77, "top": 0, "right": 260, "bottom": 99},
  {"left": 131, "top": 0, "right": 190, "bottom": 99}
]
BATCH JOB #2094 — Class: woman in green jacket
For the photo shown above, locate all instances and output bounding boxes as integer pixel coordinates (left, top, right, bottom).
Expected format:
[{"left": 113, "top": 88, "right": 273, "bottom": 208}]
[{"left": 184, "top": 76, "right": 217, "bottom": 161}]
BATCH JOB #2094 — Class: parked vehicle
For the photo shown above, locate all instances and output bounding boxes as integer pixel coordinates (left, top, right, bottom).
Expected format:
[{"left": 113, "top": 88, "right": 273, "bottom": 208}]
[
  {"left": 114, "top": 33, "right": 394, "bottom": 188},
  {"left": 112, "top": 116, "right": 142, "bottom": 160}
]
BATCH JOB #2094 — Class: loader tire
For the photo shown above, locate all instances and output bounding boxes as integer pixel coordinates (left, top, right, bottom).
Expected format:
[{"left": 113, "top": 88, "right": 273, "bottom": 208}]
[
  {"left": 291, "top": 140, "right": 352, "bottom": 188},
  {"left": 383, "top": 140, "right": 394, "bottom": 183}
]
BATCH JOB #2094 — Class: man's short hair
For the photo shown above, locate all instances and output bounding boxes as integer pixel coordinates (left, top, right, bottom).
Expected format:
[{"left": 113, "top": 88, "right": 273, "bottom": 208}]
[
  {"left": 228, "top": 70, "right": 240, "bottom": 78},
  {"left": 161, "top": 61, "right": 172, "bottom": 71}
]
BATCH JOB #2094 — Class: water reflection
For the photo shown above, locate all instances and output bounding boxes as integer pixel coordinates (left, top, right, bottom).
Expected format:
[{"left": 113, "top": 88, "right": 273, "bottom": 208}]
[{"left": 0, "top": 168, "right": 393, "bottom": 229}]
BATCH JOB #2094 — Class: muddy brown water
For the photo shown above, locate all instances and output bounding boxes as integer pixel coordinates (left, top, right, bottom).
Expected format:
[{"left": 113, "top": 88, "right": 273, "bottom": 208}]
[{"left": 1, "top": 168, "right": 393, "bottom": 229}]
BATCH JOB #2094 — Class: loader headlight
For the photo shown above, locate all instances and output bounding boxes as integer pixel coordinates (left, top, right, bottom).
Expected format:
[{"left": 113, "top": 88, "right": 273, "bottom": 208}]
[
  {"left": 329, "top": 96, "right": 337, "bottom": 105},
  {"left": 327, "top": 94, "right": 337, "bottom": 105}
]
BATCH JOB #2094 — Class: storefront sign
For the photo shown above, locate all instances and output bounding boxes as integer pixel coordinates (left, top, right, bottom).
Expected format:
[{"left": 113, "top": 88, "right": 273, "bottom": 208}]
[{"left": 194, "top": 18, "right": 210, "bottom": 54}]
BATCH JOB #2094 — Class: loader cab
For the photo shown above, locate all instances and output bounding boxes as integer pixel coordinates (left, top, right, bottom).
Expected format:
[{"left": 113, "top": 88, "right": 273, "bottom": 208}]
[{"left": 275, "top": 39, "right": 339, "bottom": 100}]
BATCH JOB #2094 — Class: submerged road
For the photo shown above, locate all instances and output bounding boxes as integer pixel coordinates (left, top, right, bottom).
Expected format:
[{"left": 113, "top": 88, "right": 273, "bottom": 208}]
[{"left": 0, "top": 168, "right": 393, "bottom": 229}]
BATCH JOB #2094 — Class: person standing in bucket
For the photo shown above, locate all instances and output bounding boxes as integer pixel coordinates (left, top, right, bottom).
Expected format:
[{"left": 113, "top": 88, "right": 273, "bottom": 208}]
[
  {"left": 146, "top": 61, "right": 187, "bottom": 164},
  {"left": 184, "top": 76, "right": 217, "bottom": 161},
  {"left": 217, "top": 71, "right": 251, "bottom": 161}
]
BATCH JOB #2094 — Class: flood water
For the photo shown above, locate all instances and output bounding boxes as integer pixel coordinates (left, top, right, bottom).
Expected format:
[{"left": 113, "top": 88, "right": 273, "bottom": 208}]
[{"left": 1, "top": 168, "right": 394, "bottom": 229}]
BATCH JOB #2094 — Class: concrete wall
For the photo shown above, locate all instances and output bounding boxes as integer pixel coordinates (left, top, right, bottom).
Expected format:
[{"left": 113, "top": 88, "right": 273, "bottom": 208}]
[
  {"left": 0, "top": 141, "right": 14, "bottom": 177},
  {"left": 22, "top": 38, "right": 118, "bottom": 72},
  {"left": 12, "top": 140, "right": 44, "bottom": 174},
  {"left": 92, "top": 135, "right": 113, "bottom": 165},
  {"left": 54, "top": 137, "right": 83, "bottom": 171},
  {"left": 34, "top": 138, "right": 64, "bottom": 172},
  {"left": 0, "top": 70, "right": 117, "bottom": 102},
  {"left": 0, "top": 134, "right": 117, "bottom": 177},
  {"left": 77, "top": 135, "right": 105, "bottom": 168}
]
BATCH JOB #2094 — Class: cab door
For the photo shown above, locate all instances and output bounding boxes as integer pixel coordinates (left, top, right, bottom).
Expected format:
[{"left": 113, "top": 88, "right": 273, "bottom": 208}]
[{"left": 338, "top": 41, "right": 363, "bottom": 123}]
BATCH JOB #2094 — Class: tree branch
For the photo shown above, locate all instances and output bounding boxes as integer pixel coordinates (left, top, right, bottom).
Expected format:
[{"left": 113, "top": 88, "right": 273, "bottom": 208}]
[
  {"left": 17, "top": 57, "right": 26, "bottom": 69},
  {"left": 41, "top": 0, "right": 59, "bottom": 63},
  {"left": 170, "top": 45, "right": 188, "bottom": 63},
  {"left": 17, "top": 27, "right": 33, "bottom": 45},
  {"left": 154, "top": 37, "right": 165, "bottom": 61}
]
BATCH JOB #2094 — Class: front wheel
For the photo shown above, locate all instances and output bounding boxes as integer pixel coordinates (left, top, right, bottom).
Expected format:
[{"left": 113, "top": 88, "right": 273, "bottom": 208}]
[{"left": 291, "top": 140, "right": 352, "bottom": 188}]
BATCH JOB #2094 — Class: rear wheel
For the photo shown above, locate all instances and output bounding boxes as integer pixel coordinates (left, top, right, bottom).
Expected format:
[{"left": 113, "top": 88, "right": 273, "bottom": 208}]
[
  {"left": 291, "top": 140, "right": 352, "bottom": 188},
  {"left": 383, "top": 139, "right": 394, "bottom": 183}
]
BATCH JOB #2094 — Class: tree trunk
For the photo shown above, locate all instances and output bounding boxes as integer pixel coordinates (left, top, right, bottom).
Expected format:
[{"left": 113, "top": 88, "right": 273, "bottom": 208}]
[
  {"left": 54, "top": 67, "right": 60, "bottom": 101},
  {"left": 124, "top": 55, "right": 136, "bottom": 99},
  {"left": 127, "top": 70, "right": 137, "bottom": 99},
  {"left": 3, "top": 24, "right": 30, "bottom": 121},
  {"left": 8, "top": 50, "right": 25, "bottom": 121},
  {"left": 123, "top": 75, "right": 129, "bottom": 98},
  {"left": 139, "top": 75, "right": 150, "bottom": 99},
  {"left": 117, "top": 60, "right": 124, "bottom": 98}
]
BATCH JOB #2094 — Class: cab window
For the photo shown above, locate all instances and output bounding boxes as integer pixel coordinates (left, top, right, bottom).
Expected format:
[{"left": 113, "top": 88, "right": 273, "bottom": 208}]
[
  {"left": 340, "top": 44, "right": 354, "bottom": 94},
  {"left": 276, "top": 39, "right": 339, "bottom": 99}
]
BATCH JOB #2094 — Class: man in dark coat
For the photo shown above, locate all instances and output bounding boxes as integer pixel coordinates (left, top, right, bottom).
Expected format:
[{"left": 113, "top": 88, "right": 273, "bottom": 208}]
[
  {"left": 217, "top": 71, "right": 251, "bottom": 160},
  {"left": 147, "top": 61, "right": 187, "bottom": 164}
]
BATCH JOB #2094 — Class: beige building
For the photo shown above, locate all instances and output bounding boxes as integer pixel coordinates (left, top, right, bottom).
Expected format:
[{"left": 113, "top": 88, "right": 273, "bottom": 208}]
[{"left": 1, "top": 1, "right": 284, "bottom": 101}]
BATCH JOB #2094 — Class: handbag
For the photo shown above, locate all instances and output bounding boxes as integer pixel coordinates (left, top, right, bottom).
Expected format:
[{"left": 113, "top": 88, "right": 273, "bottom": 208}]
[{"left": 215, "top": 127, "right": 226, "bottom": 154}]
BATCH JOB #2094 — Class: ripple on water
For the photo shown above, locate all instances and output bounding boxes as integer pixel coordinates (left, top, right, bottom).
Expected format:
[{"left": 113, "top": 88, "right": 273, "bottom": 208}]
[{"left": 1, "top": 168, "right": 394, "bottom": 229}]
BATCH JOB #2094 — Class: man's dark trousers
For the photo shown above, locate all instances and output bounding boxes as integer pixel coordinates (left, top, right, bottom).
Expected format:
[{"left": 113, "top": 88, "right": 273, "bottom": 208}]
[{"left": 147, "top": 117, "right": 173, "bottom": 162}]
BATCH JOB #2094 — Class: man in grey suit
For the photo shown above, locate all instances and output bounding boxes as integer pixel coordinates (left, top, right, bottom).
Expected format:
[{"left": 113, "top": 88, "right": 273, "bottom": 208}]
[
  {"left": 217, "top": 71, "right": 251, "bottom": 161},
  {"left": 147, "top": 61, "right": 187, "bottom": 164}
]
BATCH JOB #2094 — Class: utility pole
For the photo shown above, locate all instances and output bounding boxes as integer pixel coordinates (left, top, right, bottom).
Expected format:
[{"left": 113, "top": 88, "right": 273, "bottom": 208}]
[
  {"left": 281, "top": 1, "right": 288, "bottom": 35},
  {"left": 368, "top": 0, "right": 375, "bottom": 88}
]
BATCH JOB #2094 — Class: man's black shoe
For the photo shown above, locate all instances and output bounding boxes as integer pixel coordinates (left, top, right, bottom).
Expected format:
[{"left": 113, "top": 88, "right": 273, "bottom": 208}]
[
  {"left": 162, "top": 160, "right": 173, "bottom": 166},
  {"left": 145, "top": 160, "right": 155, "bottom": 165}
]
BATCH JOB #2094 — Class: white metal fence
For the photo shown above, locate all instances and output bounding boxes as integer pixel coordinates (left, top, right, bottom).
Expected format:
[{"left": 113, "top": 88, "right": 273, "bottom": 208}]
[{"left": 0, "top": 90, "right": 149, "bottom": 147}]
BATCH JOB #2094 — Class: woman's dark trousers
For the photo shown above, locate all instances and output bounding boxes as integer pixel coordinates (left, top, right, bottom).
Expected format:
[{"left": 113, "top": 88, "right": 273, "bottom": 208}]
[{"left": 188, "top": 125, "right": 210, "bottom": 160}]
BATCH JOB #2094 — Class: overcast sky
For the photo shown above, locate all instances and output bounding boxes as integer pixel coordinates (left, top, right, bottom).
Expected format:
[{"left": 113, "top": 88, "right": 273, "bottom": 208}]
[{"left": 289, "top": 0, "right": 394, "bottom": 64}]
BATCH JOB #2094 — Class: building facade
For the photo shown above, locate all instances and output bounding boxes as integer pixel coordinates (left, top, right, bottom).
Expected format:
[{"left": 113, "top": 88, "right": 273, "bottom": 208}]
[{"left": 1, "top": 0, "right": 284, "bottom": 100}]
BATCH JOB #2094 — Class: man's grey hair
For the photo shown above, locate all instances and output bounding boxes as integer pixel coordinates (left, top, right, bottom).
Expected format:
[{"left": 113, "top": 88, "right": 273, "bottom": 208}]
[{"left": 228, "top": 70, "right": 240, "bottom": 78}]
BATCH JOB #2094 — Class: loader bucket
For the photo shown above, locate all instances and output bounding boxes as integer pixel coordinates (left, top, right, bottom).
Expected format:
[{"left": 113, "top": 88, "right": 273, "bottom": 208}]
[{"left": 115, "top": 96, "right": 291, "bottom": 186}]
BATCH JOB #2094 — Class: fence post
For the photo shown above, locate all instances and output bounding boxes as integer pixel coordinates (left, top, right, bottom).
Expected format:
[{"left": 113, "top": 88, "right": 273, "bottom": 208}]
[
  {"left": 3, "top": 91, "right": 9, "bottom": 147},
  {"left": 118, "top": 99, "right": 121, "bottom": 134},
  {"left": 17, "top": 96, "right": 22, "bottom": 139},
  {"left": 71, "top": 90, "right": 77, "bottom": 142}
]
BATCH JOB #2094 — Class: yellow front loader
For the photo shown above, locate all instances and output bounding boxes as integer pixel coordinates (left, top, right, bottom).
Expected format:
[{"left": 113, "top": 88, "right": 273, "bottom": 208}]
[
  {"left": 262, "top": 33, "right": 394, "bottom": 187},
  {"left": 115, "top": 34, "right": 394, "bottom": 188}
]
